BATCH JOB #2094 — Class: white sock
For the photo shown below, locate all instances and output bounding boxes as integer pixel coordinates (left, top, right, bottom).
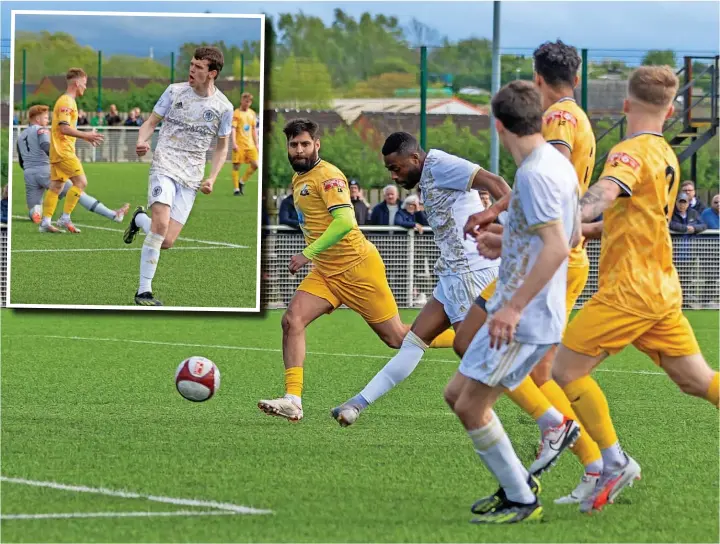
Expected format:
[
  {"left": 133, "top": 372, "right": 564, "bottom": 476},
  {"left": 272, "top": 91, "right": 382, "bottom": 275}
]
[
  {"left": 536, "top": 407, "right": 565, "bottom": 431},
  {"left": 601, "top": 442, "right": 626, "bottom": 472},
  {"left": 359, "top": 331, "right": 427, "bottom": 404},
  {"left": 468, "top": 411, "right": 535, "bottom": 505},
  {"left": 138, "top": 232, "right": 164, "bottom": 294},
  {"left": 585, "top": 459, "right": 603, "bottom": 475},
  {"left": 135, "top": 212, "right": 152, "bottom": 234},
  {"left": 41, "top": 216, "right": 51, "bottom": 227},
  {"left": 60, "top": 212, "right": 71, "bottom": 222},
  {"left": 78, "top": 193, "right": 115, "bottom": 220}
]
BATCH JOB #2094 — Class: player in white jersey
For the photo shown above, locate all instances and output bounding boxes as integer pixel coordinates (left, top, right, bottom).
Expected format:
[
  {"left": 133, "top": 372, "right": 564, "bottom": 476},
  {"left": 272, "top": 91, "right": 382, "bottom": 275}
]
[
  {"left": 123, "top": 46, "right": 234, "bottom": 306},
  {"left": 17, "top": 104, "right": 128, "bottom": 225},
  {"left": 444, "top": 81, "right": 581, "bottom": 524},
  {"left": 331, "top": 132, "right": 511, "bottom": 426}
]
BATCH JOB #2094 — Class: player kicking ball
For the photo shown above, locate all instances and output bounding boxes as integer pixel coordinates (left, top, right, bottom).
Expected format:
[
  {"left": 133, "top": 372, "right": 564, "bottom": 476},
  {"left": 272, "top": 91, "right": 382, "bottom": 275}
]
[
  {"left": 444, "top": 80, "right": 581, "bottom": 524},
  {"left": 17, "top": 105, "right": 128, "bottom": 226},
  {"left": 123, "top": 46, "right": 233, "bottom": 306},
  {"left": 331, "top": 132, "right": 510, "bottom": 426},
  {"left": 39, "top": 68, "right": 106, "bottom": 233},
  {"left": 257, "top": 119, "right": 456, "bottom": 422},
  {"left": 550, "top": 65, "right": 720, "bottom": 514}
]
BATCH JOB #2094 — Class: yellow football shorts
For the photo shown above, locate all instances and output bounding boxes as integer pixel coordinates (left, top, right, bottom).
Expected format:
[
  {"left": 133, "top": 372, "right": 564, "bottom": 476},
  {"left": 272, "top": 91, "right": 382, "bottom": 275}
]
[
  {"left": 477, "top": 264, "right": 589, "bottom": 324},
  {"left": 232, "top": 147, "right": 259, "bottom": 165},
  {"left": 563, "top": 297, "right": 701, "bottom": 365},
  {"left": 50, "top": 157, "right": 84, "bottom": 182},
  {"left": 297, "top": 247, "right": 398, "bottom": 324}
]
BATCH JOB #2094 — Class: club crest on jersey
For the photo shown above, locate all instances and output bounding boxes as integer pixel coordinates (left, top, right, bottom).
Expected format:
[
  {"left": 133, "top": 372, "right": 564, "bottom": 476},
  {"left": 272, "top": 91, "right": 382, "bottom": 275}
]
[
  {"left": 152, "top": 186, "right": 162, "bottom": 197},
  {"left": 203, "top": 110, "right": 216, "bottom": 122},
  {"left": 544, "top": 110, "right": 577, "bottom": 127},
  {"left": 175, "top": 102, "right": 183, "bottom": 109},
  {"left": 38, "top": 128, "right": 48, "bottom": 135},
  {"left": 608, "top": 152, "right": 640, "bottom": 170},
  {"left": 299, "top": 184, "right": 310, "bottom": 196},
  {"left": 323, "top": 178, "right": 346, "bottom": 192},
  {"left": 59, "top": 107, "right": 73, "bottom": 114}
]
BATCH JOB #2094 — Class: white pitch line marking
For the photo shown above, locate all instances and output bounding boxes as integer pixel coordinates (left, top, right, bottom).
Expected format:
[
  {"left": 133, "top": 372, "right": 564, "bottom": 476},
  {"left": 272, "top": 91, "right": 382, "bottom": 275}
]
[
  {"left": 1, "top": 510, "right": 240, "bottom": 521},
  {"left": 11, "top": 215, "right": 249, "bottom": 249},
  {"left": 0, "top": 476, "right": 273, "bottom": 515},
  {"left": 10, "top": 334, "right": 667, "bottom": 376},
  {"left": 13, "top": 246, "right": 239, "bottom": 254}
]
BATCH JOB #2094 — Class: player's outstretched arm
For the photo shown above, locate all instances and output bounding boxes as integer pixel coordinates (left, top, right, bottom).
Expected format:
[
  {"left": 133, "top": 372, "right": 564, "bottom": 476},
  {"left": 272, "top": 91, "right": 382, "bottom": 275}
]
[
  {"left": 201, "top": 136, "right": 230, "bottom": 195},
  {"left": 488, "top": 222, "right": 570, "bottom": 348},
  {"left": 288, "top": 207, "right": 355, "bottom": 274},
  {"left": 579, "top": 178, "right": 621, "bottom": 222},
  {"left": 58, "top": 124, "right": 103, "bottom": 146},
  {"left": 470, "top": 168, "right": 512, "bottom": 200}
]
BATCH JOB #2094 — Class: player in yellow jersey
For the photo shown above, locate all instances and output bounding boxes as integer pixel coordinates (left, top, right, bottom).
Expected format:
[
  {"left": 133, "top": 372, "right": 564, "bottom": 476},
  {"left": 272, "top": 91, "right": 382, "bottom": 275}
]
[
  {"left": 258, "top": 118, "right": 453, "bottom": 422},
  {"left": 40, "top": 68, "right": 105, "bottom": 233},
  {"left": 551, "top": 65, "right": 720, "bottom": 513},
  {"left": 230, "top": 92, "right": 258, "bottom": 195},
  {"left": 454, "top": 41, "right": 604, "bottom": 505}
]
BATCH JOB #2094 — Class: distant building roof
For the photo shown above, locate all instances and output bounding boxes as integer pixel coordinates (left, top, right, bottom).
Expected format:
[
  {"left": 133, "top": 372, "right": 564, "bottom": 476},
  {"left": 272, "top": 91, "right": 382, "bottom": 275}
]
[{"left": 332, "top": 97, "right": 488, "bottom": 123}]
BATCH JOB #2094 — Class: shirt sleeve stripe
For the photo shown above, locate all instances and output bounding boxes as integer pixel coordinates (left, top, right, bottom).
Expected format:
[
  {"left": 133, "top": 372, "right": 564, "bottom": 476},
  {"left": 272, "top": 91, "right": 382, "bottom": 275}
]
[
  {"left": 527, "top": 218, "right": 562, "bottom": 232},
  {"left": 327, "top": 204, "right": 352, "bottom": 213},
  {"left": 604, "top": 175, "right": 632, "bottom": 196},
  {"left": 466, "top": 165, "right": 482, "bottom": 192},
  {"left": 547, "top": 139, "right": 572, "bottom": 152}
]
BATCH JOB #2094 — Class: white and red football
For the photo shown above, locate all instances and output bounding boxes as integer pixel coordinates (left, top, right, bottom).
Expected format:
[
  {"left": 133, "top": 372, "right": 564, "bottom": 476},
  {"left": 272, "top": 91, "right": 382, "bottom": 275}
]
[{"left": 175, "top": 357, "right": 220, "bottom": 402}]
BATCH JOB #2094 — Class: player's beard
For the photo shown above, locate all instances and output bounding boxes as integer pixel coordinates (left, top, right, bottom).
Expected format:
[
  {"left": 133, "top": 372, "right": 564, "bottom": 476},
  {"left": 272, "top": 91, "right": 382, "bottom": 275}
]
[
  {"left": 398, "top": 167, "right": 422, "bottom": 190},
  {"left": 288, "top": 151, "right": 319, "bottom": 173}
]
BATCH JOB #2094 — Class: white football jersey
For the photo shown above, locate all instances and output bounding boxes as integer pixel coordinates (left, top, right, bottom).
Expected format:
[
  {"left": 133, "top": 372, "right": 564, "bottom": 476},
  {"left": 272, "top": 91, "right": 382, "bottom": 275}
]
[
  {"left": 151, "top": 82, "right": 233, "bottom": 190},
  {"left": 419, "top": 149, "right": 500, "bottom": 276}
]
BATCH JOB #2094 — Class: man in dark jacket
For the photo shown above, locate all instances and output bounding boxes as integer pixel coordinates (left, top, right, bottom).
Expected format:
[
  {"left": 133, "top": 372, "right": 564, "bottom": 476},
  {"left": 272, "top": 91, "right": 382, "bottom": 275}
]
[
  {"left": 349, "top": 180, "right": 369, "bottom": 225},
  {"left": 670, "top": 192, "right": 707, "bottom": 234},
  {"left": 369, "top": 185, "right": 399, "bottom": 226},
  {"left": 279, "top": 185, "right": 300, "bottom": 229},
  {"left": 680, "top": 180, "right": 706, "bottom": 214}
]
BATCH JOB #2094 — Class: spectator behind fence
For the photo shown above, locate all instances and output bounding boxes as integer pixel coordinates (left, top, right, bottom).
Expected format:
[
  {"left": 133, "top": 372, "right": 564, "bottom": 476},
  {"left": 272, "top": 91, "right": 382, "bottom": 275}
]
[
  {"left": 77, "top": 110, "right": 89, "bottom": 126},
  {"left": 279, "top": 183, "right": 300, "bottom": 229},
  {"left": 90, "top": 111, "right": 104, "bottom": 127},
  {"left": 680, "top": 180, "right": 706, "bottom": 214},
  {"left": 349, "top": 179, "right": 369, "bottom": 225},
  {"left": 394, "top": 194, "right": 428, "bottom": 233},
  {"left": 670, "top": 192, "right": 707, "bottom": 234},
  {"left": 700, "top": 194, "right": 719, "bottom": 230},
  {"left": 1, "top": 184, "right": 8, "bottom": 224},
  {"left": 105, "top": 104, "right": 122, "bottom": 126},
  {"left": 479, "top": 189, "right": 492, "bottom": 209},
  {"left": 369, "top": 185, "right": 400, "bottom": 226},
  {"left": 133, "top": 107, "right": 144, "bottom": 124}
]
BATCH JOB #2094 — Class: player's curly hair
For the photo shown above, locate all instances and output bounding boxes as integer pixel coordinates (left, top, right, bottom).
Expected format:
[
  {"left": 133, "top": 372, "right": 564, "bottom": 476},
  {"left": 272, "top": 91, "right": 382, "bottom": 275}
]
[
  {"left": 382, "top": 132, "right": 421, "bottom": 156},
  {"left": 533, "top": 40, "right": 581, "bottom": 88},
  {"left": 491, "top": 80, "right": 543, "bottom": 136},
  {"left": 28, "top": 104, "right": 49, "bottom": 119},
  {"left": 283, "top": 118, "right": 319, "bottom": 140},
  {"left": 193, "top": 46, "right": 224, "bottom": 77}
]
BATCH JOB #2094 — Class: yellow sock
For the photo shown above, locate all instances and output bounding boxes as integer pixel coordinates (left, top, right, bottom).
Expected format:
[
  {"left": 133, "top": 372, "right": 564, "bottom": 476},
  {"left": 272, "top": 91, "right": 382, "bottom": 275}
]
[
  {"left": 232, "top": 170, "right": 240, "bottom": 190},
  {"left": 706, "top": 372, "right": 719, "bottom": 408},
  {"left": 540, "top": 380, "right": 602, "bottom": 467},
  {"left": 63, "top": 185, "right": 82, "bottom": 215},
  {"left": 429, "top": 328, "right": 455, "bottom": 349},
  {"left": 285, "top": 367, "right": 303, "bottom": 398},
  {"left": 506, "top": 376, "right": 553, "bottom": 419},
  {"left": 42, "top": 189, "right": 59, "bottom": 219},
  {"left": 563, "top": 376, "right": 618, "bottom": 449},
  {"left": 241, "top": 165, "right": 257, "bottom": 182}
]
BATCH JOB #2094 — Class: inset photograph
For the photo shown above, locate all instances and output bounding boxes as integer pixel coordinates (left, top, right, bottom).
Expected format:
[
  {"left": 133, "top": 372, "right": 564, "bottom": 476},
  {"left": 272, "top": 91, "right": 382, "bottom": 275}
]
[{"left": 7, "top": 10, "right": 264, "bottom": 310}]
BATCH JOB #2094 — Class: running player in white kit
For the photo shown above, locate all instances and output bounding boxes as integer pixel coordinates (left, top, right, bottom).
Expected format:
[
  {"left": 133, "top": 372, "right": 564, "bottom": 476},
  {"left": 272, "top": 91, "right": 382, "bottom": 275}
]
[
  {"left": 123, "top": 46, "right": 233, "bottom": 306},
  {"left": 331, "top": 131, "right": 511, "bottom": 426}
]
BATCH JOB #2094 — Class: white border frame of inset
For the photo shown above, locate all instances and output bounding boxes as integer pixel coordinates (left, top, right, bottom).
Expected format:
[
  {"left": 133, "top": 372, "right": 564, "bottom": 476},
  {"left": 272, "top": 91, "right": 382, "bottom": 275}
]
[{"left": 6, "top": 10, "right": 265, "bottom": 313}]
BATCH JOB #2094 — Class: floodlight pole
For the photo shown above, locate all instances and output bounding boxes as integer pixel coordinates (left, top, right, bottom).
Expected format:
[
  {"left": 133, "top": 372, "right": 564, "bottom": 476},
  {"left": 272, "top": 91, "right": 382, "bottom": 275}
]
[{"left": 489, "top": 1, "right": 501, "bottom": 174}]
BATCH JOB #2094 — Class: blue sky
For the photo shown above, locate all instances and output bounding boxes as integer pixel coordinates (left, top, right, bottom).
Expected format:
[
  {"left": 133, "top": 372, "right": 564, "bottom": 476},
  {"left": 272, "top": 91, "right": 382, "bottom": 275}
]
[{"left": 1, "top": 0, "right": 718, "bottom": 58}]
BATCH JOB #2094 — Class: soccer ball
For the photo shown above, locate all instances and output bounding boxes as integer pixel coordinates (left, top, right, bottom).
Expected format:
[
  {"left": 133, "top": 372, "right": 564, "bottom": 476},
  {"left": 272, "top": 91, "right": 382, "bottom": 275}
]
[{"left": 175, "top": 357, "right": 220, "bottom": 402}]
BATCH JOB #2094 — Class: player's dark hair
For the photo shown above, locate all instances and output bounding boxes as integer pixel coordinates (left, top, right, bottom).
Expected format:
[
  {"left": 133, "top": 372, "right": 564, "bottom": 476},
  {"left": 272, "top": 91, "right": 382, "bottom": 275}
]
[
  {"left": 491, "top": 80, "right": 543, "bottom": 136},
  {"left": 283, "top": 118, "right": 319, "bottom": 140},
  {"left": 533, "top": 40, "right": 581, "bottom": 88},
  {"left": 193, "top": 46, "right": 224, "bottom": 76},
  {"left": 382, "top": 132, "right": 422, "bottom": 156}
]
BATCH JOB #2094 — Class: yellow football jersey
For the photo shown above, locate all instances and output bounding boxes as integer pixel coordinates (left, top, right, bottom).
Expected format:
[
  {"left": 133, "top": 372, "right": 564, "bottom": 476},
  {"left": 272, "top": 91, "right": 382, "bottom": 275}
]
[
  {"left": 543, "top": 97, "right": 595, "bottom": 268},
  {"left": 594, "top": 132, "right": 682, "bottom": 319},
  {"left": 50, "top": 94, "right": 78, "bottom": 163},
  {"left": 293, "top": 159, "right": 373, "bottom": 277},
  {"left": 232, "top": 108, "right": 257, "bottom": 149}
]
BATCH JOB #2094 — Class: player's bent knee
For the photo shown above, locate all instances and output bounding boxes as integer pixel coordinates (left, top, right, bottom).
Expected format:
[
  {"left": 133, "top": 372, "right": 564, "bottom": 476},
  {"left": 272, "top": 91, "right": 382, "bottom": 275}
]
[
  {"left": 161, "top": 239, "right": 175, "bottom": 250},
  {"left": 452, "top": 333, "right": 470, "bottom": 358},
  {"left": 281, "top": 310, "right": 305, "bottom": 335},
  {"left": 662, "top": 354, "right": 714, "bottom": 399},
  {"left": 530, "top": 355, "right": 553, "bottom": 386}
]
